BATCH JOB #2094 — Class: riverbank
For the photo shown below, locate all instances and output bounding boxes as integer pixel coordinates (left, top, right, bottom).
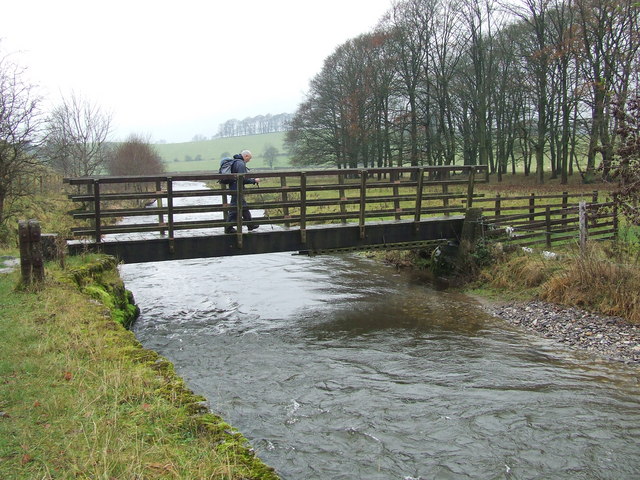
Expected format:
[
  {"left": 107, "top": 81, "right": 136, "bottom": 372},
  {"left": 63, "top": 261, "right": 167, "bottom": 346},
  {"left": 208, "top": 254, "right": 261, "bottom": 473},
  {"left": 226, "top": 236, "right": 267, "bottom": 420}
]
[
  {"left": 465, "top": 245, "right": 640, "bottom": 366},
  {"left": 0, "top": 255, "right": 278, "bottom": 479},
  {"left": 477, "top": 298, "right": 640, "bottom": 365},
  {"left": 379, "top": 243, "right": 640, "bottom": 367}
]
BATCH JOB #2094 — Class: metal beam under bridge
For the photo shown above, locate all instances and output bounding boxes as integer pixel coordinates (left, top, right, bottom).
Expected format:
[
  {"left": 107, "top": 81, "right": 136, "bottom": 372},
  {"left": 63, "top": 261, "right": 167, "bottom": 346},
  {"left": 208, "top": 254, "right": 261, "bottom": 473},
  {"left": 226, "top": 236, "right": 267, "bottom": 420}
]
[{"left": 67, "top": 217, "right": 465, "bottom": 264}]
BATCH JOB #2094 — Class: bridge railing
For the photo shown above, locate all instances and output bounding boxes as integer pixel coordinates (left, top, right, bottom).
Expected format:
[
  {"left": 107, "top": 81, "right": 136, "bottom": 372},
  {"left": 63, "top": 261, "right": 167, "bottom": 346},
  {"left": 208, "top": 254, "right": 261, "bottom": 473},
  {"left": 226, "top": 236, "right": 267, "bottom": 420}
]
[{"left": 64, "top": 165, "right": 487, "bottom": 246}]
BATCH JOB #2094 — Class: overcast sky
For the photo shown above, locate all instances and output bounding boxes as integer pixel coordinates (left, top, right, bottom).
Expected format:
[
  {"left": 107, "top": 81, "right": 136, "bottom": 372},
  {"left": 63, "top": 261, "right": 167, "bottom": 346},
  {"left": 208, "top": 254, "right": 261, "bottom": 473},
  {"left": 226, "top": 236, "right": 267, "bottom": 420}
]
[{"left": 2, "top": 0, "right": 394, "bottom": 143}]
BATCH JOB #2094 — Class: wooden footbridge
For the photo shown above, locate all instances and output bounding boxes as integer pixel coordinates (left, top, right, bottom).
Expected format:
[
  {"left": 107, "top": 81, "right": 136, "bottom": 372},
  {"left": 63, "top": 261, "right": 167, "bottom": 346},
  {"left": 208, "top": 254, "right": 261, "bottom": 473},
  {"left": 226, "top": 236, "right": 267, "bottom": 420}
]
[{"left": 63, "top": 166, "right": 487, "bottom": 264}]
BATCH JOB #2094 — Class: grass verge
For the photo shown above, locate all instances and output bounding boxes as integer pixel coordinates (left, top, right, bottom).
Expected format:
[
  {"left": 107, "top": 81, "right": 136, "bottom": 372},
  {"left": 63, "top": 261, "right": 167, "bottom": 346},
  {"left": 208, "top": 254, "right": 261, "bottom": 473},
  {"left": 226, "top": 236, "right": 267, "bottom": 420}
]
[
  {"left": 466, "top": 240, "right": 640, "bottom": 324},
  {"left": 0, "top": 256, "right": 278, "bottom": 479}
]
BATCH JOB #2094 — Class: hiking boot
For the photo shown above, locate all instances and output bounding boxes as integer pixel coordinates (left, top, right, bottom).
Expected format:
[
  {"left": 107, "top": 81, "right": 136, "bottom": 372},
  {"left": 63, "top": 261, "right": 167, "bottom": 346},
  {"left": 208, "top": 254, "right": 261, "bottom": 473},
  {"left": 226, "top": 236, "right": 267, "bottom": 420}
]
[
  {"left": 224, "top": 226, "right": 236, "bottom": 234},
  {"left": 247, "top": 225, "right": 260, "bottom": 231}
]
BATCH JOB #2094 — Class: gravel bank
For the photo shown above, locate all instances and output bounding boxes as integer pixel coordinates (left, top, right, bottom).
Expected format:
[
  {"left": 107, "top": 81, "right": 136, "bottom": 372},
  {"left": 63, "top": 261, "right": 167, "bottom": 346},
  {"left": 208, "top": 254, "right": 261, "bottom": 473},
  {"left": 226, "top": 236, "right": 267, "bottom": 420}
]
[{"left": 480, "top": 300, "right": 640, "bottom": 366}]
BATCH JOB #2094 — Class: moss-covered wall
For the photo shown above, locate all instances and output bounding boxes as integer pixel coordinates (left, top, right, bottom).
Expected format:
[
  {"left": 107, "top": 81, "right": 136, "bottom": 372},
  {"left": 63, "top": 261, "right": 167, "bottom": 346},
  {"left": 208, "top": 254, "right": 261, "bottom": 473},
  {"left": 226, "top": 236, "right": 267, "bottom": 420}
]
[
  {"left": 67, "top": 256, "right": 140, "bottom": 328},
  {"left": 64, "top": 255, "right": 279, "bottom": 479}
]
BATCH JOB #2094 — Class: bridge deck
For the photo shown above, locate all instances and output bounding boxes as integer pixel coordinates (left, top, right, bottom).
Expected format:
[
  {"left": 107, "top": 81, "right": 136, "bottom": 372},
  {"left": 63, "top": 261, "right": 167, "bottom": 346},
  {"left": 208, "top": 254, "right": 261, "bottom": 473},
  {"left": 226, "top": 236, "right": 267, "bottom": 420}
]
[{"left": 67, "top": 217, "right": 465, "bottom": 263}]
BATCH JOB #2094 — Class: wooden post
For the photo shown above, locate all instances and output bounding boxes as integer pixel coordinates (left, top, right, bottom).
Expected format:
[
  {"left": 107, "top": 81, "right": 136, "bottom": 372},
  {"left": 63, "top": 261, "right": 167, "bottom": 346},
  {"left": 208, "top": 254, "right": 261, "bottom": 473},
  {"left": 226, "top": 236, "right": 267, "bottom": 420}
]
[
  {"left": 166, "top": 178, "right": 175, "bottom": 253},
  {"left": 300, "top": 172, "right": 307, "bottom": 244},
  {"left": 561, "top": 191, "right": 568, "bottom": 221},
  {"left": 93, "top": 180, "right": 101, "bottom": 243},
  {"left": 495, "top": 193, "right": 501, "bottom": 218},
  {"left": 414, "top": 168, "right": 424, "bottom": 232},
  {"left": 545, "top": 206, "right": 552, "bottom": 247},
  {"left": 392, "top": 170, "right": 401, "bottom": 220},
  {"left": 235, "top": 175, "right": 244, "bottom": 246},
  {"left": 461, "top": 208, "right": 483, "bottom": 246},
  {"left": 41, "top": 234, "right": 59, "bottom": 262},
  {"left": 613, "top": 193, "right": 619, "bottom": 238},
  {"left": 29, "top": 220, "right": 44, "bottom": 284},
  {"left": 591, "top": 190, "right": 599, "bottom": 228},
  {"left": 466, "top": 168, "right": 476, "bottom": 208},
  {"left": 359, "top": 172, "right": 367, "bottom": 239},
  {"left": 579, "top": 201, "right": 588, "bottom": 254},
  {"left": 529, "top": 193, "right": 535, "bottom": 222},
  {"left": 280, "top": 175, "right": 291, "bottom": 227},
  {"left": 18, "top": 219, "right": 45, "bottom": 286},
  {"left": 19, "top": 220, "right": 32, "bottom": 284},
  {"left": 156, "top": 179, "right": 165, "bottom": 236},
  {"left": 442, "top": 183, "right": 450, "bottom": 216},
  {"left": 338, "top": 172, "right": 347, "bottom": 224}
]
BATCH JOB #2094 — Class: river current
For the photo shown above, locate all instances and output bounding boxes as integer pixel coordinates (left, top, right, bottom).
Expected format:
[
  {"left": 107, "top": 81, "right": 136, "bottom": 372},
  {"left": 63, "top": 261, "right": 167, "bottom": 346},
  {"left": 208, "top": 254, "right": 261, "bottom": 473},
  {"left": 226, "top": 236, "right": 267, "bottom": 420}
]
[{"left": 119, "top": 182, "right": 639, "bottom": 479}]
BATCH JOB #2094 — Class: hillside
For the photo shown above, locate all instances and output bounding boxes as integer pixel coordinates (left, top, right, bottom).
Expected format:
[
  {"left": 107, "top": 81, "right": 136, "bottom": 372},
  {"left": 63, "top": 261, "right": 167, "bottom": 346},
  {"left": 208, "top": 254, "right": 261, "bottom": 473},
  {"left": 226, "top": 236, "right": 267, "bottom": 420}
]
[{"left": 153, "top": 132, "right": 290, "bottom": 172}]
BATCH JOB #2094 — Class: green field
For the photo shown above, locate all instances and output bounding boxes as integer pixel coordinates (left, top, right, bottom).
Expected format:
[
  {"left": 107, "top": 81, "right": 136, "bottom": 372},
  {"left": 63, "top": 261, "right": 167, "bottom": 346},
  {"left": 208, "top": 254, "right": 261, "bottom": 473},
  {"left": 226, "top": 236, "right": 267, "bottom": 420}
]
[{"left": 154, "top": 132, "right": 290, "bottom": 172}]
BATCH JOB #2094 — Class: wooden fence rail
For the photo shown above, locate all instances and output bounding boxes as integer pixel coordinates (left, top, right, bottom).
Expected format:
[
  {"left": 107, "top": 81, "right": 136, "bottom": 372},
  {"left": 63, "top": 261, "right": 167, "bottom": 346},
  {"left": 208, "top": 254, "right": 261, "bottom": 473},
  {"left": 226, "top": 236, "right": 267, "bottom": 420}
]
[
  {"left": 478, "top": 191, "right": 617, "bottom": 248},
  {"left": 64, "top": 166, "right": 487, "bottom": 248}
]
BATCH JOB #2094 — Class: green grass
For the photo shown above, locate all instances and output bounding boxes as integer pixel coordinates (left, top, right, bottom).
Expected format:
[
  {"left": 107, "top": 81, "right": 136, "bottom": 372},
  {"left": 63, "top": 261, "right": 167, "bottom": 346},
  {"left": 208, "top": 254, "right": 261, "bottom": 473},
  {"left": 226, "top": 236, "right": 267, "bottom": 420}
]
[
  {"left": 155, "top": 132, "right": 290, "bottom": 172},
  {"left": 0, "top": 259, "right": 279, "bottom": 479}
]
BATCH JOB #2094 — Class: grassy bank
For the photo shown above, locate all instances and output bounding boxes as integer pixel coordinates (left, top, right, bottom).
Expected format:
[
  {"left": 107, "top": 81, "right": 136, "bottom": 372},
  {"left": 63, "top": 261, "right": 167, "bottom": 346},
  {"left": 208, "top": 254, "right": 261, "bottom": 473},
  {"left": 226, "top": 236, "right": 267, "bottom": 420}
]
[
  {"left": 469, "top": 241, "right": 640, "bottom": 323},
  {"left": 0, "top": 255, "right": 278, "bottom": 479}
]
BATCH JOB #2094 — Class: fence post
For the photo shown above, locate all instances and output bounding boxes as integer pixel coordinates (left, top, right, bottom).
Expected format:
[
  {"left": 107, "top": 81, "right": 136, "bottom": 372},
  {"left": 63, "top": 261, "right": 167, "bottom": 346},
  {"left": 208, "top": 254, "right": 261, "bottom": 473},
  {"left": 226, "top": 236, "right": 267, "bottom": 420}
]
[
  {"left": 19, "top": 220, "right": 32, "bottom": 284},
  {"left": 92, "top": 180, "right": 102, "bottom": 243},
  {"left": 235, "top": 175, "right": 244, "bottom": 246},
  {"left": 166, "top": 177, "right": 175, "bottom": 253},
  {"left": 613, "top": 193, "right": 619, "bottom": 238},
  {"left": 545, "top": 206, "right": 552, "bottom": 247},
  {"left": 579, "top": 201, "right": 588, "bottom": 254},
  {"left": 495, "top": 193, "right": 501, "bottom": 218},
  {"left": 300, "top": 172, "right": 307, "bottom": 244},
  {"left": 466, "top": 168, "right": 476, "bottom": 208},
  {"left": 392, "top": 170, "right": 401, "bottom": 220},
  {"left": 18, "top": 219, "right": 45, "bottom": 286},
  {"left": 442, "top": 182, "right": 450, "bottom": 216},
  {"left": 156, "top": 179, "right": 165, "bottom": 236},
  {"left": 414, "top": 168, "right": 425, "bottom": 231},
  {"left": 591, "top": 190, "right": 599, "bottom": 228},
  {"left": 359, "top": 172, "right": 367, "bottom": 239},
  {"left": 562, "top": 191, "right": 568, "bottom": 220},
  {"left": 337, "top": 173, "right": 347, "bottom": 224},
  {"left": 529, "top": 193, "right": 535, "bottom": 221},
  {"left": 29, "top": 220, "right": 44, "bottom": 284},
  {"left": 281, "top": 175, "right": 292, "bottom": 227}
]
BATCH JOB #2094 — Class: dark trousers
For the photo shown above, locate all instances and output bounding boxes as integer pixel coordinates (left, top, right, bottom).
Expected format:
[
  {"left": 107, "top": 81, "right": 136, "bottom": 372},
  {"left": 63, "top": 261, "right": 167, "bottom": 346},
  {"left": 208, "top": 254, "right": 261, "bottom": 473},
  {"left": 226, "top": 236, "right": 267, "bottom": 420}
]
[{"left": 228, "top": 195, "right": 252, "bottom": 223}]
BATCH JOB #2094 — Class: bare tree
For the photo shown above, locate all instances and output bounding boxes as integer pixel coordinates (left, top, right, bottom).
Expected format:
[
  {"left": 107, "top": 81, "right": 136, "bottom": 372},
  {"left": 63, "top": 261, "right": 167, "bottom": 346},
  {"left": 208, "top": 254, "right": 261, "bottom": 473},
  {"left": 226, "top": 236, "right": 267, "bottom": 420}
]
[
  {"left": 609, "top": 95, "right": 640, "bottom": 225},
  {"left": 42, "top": 92, "right": 112, "bottom": 177},
  {"left": 0, "top": 50, "right": 43, "bottom": 234},
  {"left": 107, "top": 134, "right": 165, "bottom": 176},
  {"left": 383, "top": 0, "right": 432, "bottom": 166},
  {"left": 286, "top": 33, "right": 393, "bottom": 168},
  {"left": 575, "top": 0, "right": 640, "bottom": 181}
]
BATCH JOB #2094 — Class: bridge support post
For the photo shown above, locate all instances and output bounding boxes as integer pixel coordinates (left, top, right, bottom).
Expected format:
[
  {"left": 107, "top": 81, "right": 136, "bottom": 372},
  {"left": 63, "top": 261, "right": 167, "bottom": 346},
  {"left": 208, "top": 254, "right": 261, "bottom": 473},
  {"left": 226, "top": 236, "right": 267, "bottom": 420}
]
[
  {"left": 460, "top": 208, "right": 483, "bottom": 245},
  {"left": 430, "top": 207, "right": 484, "bottom": 277}
]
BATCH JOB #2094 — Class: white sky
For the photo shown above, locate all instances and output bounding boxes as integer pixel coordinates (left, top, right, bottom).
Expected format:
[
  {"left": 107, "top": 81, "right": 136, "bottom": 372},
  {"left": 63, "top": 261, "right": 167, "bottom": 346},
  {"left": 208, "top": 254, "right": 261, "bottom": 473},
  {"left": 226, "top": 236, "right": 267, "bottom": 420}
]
[{"left": 2, "top": 0, "right": 394, "bottom": 143}]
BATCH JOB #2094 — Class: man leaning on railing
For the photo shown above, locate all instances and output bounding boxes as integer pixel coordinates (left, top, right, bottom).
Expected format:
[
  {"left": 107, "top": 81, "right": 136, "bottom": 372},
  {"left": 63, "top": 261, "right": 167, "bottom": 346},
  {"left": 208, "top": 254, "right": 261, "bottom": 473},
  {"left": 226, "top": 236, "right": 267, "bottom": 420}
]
[{"left": 225, "top": 150, "right": 261, "bottom": 234}]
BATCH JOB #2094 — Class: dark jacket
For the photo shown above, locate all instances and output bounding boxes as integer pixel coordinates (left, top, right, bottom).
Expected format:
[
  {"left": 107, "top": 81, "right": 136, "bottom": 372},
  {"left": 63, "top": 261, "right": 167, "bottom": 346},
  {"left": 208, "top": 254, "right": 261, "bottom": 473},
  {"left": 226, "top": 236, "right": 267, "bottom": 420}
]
[{"left": 229, "top": 154, "right": 257, "bottom": 190}]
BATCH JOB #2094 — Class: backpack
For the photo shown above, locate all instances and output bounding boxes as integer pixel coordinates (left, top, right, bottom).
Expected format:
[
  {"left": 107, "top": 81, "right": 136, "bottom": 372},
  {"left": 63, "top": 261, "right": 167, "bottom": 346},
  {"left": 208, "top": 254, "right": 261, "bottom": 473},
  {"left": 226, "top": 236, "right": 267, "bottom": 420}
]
[{"left": 218, "top": 157, "right": 236, "bottom": 184}]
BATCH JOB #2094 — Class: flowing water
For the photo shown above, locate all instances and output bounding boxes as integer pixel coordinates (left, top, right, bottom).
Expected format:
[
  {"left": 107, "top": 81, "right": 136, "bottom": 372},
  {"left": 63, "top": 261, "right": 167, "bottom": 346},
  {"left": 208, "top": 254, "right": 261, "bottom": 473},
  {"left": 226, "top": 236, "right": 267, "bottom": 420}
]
[{"left": 119, "top": 182, "right": 640, "bottom": 479}]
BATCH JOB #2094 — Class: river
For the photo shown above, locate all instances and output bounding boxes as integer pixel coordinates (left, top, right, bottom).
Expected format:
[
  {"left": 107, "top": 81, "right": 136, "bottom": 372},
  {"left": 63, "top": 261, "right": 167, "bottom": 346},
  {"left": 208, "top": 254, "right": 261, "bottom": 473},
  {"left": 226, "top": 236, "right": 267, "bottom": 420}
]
[{"left": 119, "top": 181, "right": 640, "bottom": 479}]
